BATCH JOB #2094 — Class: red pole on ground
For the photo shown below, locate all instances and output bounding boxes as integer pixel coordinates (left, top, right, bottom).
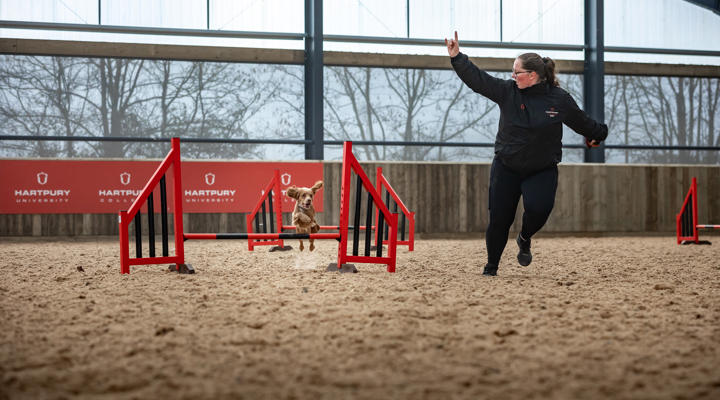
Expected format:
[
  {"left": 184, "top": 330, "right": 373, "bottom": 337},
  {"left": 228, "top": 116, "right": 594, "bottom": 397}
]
[{"left": 185, "top": 233, "right": 341, "bottom": 240}]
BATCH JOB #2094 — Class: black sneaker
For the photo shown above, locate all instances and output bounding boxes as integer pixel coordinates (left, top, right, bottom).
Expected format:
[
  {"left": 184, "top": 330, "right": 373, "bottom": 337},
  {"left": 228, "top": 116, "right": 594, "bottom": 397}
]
[
  {"left": 516, "top": 234, "right": 532, "bottom": 266},
  {"left": 482, "top": 263, "right": 498, "bottom": 276}
]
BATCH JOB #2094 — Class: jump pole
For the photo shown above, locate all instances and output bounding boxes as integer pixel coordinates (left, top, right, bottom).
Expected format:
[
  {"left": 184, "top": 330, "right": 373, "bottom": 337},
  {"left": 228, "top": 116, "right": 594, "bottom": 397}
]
[{"left": 185, "top": 233, "right": 341, "bottom": 240}]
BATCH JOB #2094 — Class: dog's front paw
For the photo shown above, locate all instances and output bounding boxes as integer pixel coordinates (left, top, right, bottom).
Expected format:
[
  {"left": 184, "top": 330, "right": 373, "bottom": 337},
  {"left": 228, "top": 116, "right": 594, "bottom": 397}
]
[
  {"left": 310, "top": 243, "right": 315, "bottom": 251},
  {"left": 299, "top": 242, "right": 304, "bottom": 251}
]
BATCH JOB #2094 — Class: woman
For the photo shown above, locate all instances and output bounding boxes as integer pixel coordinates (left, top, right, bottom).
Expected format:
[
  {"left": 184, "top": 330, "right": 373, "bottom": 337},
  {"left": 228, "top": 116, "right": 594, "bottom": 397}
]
[{"left": 445, "top": 31, "right": 608, "bottom": 276}]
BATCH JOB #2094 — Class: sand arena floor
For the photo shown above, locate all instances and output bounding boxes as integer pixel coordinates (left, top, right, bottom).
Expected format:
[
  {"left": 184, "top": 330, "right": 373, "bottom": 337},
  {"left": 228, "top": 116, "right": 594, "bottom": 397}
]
[{"left": 1, "top": 235, "right": 719, "bottom": 400}]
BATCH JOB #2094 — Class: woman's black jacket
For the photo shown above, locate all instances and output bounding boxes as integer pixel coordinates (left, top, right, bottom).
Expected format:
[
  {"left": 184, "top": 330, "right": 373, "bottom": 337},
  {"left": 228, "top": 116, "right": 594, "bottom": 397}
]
[{"left": 451, "top": 52, "right": 608, "bottom": 175}]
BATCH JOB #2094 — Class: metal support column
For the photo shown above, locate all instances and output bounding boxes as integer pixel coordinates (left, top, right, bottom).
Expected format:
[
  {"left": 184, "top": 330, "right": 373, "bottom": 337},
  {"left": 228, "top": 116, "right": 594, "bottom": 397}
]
[
  {"left": 305, "top": 0, "right": 324, "bottom": 160},
  {"left": 406, "top": 0, "right": 410, "bottom": 38},
  {"left": 584, "top": 0, "right": 605, "bottom": 163}
]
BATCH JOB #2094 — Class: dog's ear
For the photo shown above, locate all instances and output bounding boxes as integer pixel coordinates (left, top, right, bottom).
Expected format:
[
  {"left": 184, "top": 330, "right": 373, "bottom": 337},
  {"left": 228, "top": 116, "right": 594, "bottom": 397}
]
[
  {"left": 311, "top": 181, "right": 323, "bottom": 193},
  {"left": 286, "top": 186, "right": 299, "bottom": 199}
]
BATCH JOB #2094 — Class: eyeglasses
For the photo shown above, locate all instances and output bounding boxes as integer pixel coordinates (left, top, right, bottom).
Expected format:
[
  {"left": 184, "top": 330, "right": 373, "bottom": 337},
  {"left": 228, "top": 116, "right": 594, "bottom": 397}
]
[{"left": 511, "top": 70, "right": 532, "bottom": 77}]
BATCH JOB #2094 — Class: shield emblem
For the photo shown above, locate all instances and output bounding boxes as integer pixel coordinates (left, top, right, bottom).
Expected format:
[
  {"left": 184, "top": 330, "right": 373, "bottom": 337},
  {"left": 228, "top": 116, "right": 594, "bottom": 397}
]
[
  {"left": 120, "top": 172, "right": 131, "bottom": 185},
  {"left": 281, "top": 173, "right": 291, "bottom": 186},
  {"left": 37, "top": 172, "right": 48, "bottom": 185},
  {"left": 204, "top": 173, "right": 215, "bottom": 186}
]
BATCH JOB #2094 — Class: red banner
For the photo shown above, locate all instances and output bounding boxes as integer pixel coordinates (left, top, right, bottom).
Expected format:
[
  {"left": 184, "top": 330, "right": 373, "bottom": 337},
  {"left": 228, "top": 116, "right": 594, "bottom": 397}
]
[{"left": 0, "top": 160, "right": 323, "bottom": 214}]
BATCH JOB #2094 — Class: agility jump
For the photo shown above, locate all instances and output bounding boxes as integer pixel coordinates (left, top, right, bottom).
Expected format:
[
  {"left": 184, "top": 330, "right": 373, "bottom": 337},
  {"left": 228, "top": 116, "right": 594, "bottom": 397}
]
[
  {"left": 676, "top": 177, "right": 719, "bottom": 244},
  {"left": 119, "top": 138, "right": 408, "bottom": 274},
  {"left": 374, "top": 167, "right": 415, "bottom": 251},
  {"left": 243, "top": 167, "right": 414, "bottom": 253}
]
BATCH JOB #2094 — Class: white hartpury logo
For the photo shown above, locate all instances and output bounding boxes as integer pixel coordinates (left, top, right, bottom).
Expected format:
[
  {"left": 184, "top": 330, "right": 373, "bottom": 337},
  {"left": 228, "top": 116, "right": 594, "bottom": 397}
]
[
  {"left": 281, "top": 173, "right": 291, "bottom": 186},
  {"left": 204, "top": 173, "right": 216, "bottom": 186},
  {"left": 120, "top": 172, "right": 131, "bottom": 185},
  {"left": 37, "top": 172, "right": 48, "bottom": 185},
  {"left": 545, "top": 107, "right": 559, "bottom": 118}
]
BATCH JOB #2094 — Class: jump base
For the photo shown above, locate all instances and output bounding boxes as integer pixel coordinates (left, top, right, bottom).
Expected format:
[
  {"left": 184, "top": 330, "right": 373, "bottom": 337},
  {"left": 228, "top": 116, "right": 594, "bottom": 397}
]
[
  {"left": 269, "top": 245, "right": 294, "bottom": 252},
  {"left": 168, "top": 264, "right": 195, "bottom": 274},
  {"left": 326, "top": 263, "right": 358, "bottom": 273},
  {"left": 680, "top": 240, "right": 712, "bottom": 245}
]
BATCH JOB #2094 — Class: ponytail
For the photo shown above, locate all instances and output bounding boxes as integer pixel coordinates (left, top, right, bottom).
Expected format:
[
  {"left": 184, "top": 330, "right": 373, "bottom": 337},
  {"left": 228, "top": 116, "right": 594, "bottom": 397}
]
[
  {"left": 518, "top": 53, "right": 560, "bottom": 87},
  {"left": 542, "top": 57, "right": 559, "bottom": 87}
]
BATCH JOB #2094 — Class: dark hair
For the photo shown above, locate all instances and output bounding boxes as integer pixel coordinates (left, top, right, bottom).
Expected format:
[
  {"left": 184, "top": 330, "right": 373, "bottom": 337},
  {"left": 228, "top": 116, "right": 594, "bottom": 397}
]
[{"left": 518, "top": 53, "right": 559, "bottom": 87}]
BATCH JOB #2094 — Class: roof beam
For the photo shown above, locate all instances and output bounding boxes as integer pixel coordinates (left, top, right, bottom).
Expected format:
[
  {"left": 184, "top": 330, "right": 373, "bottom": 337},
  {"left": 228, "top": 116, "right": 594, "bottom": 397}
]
[{"left": 1, "top": 38, "right": 719, "bottom": 78}]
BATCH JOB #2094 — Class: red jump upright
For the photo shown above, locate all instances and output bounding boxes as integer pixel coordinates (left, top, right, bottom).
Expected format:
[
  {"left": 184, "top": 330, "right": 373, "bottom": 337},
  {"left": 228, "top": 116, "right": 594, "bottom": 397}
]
[
  {"left": 119, "top": 138, "right": 188, "bottom": 274},
  {"left": 336, "top": 142, "right": 398, "bottom": 272},
  {"left": 676, "top": 177, "right": 719, "bottom": 244},
  {"left": 245, "top": 169, "right": 285, "bottom": 251}
]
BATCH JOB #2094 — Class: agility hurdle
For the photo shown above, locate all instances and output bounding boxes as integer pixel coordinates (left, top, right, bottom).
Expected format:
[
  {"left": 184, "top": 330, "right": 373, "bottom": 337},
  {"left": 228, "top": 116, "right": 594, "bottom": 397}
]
[
  {"left": 244, "top": 166, "right": 413, "bottom": 252},
  {"left": 118, "top": 138, "right": 187, "bottom": 274},
  {"left": 241, "top": 169, "right": 373, "bottom": 252},
  {"left": 374, "top": 167, "right": 415, "bottom": 251},
  {"left": 676, "top": 177, "right": 719, "bottom": 244},
  {"left": 243, "top": 169, "right": 286, "bottom": 251},
  {"left": 119, "top": 139, "right": 399, "bottom": 274}
]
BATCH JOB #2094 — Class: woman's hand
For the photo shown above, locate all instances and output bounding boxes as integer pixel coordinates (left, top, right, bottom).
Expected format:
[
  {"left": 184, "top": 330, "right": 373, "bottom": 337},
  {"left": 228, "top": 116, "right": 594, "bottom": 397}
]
[
  {"left": 586, "top": 138, "right": 601, "bottom": 148},
  {"left": 445, "top": 31, "right": 460, "bottom": 58}
]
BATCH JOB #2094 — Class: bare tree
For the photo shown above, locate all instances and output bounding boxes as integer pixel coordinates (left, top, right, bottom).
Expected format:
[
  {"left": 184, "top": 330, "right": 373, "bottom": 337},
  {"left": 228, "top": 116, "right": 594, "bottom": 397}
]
[
  {"left": 324, "top": 67, "right": 389, "bottom": 160},
  {"left": 324, "top": 66, "right": 498, "bottom": 161},
  {"left": 150, "top": 60, "right": 197, "bottom": 138},
  {"left": 608, "top": 75, "right": 720, "bottom": 164},
  {"left": 604, "top": 75, "right": 635, "bottom": 163},
  {"left": 77, "top": 58, "right": 150, "bottom": 158},
  {"left": 705, "top": 78, "right": 720, "bottom": 164},
  {"left": 178, "top": 62, "right": 288, "bottom": 159},
  {"left": 1, "top": 55, "right": 302, "bottom": 159},
  {"left": 430, "top": 75, "right": 497, "bottom": 161},
  {"left": 0, "top": 56, "right": 89, "bottom": 157},
  {"left": 2, "top": 54, "right": 717, "bottom": 164}
]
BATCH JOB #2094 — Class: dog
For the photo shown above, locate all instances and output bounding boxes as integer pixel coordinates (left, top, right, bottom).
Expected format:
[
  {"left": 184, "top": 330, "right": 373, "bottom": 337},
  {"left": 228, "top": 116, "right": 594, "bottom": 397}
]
[{"left": 286, "top": 181, "right": 323, "bottom": 251}]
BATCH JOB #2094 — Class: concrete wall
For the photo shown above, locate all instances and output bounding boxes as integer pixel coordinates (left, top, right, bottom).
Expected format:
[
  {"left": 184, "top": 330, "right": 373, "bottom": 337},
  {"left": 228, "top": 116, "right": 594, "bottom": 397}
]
[
  {"left": 1, "top": 162, "right": 719, "bottom": 237},
  {"left": 324, "top": 161, "right": 720, "bottom": 235}
]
